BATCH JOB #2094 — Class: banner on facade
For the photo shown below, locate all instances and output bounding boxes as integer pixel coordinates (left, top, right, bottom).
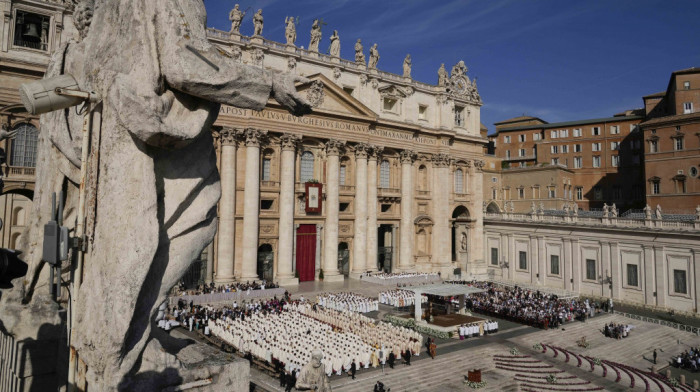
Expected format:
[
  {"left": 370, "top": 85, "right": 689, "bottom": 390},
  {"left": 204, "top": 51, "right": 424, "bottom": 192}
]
[{"left": 305, "top": 182, "right": 322, "bottom": 214}]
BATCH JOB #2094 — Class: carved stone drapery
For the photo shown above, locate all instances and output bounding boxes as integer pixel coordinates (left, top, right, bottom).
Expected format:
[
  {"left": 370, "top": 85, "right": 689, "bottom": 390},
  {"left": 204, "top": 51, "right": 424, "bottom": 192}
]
[
  {"left": 400, "top": 149, "right": 416, "bottom": 164},
  {"left": 280, "top": 133, "right": 300, "bottom": 151},
  {"left": 245, "top": 128, "right": 266, "bottom": 147},
  {"left": 324, "top": 139, "right": 346, "bottom": 156},
  {"left": 431, "top": 153, "right": 451, "bottom": 167}
]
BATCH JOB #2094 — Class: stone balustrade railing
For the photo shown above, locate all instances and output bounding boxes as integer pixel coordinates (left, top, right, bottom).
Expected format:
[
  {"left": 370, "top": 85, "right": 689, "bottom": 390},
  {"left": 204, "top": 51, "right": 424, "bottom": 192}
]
[{"left": 484, "top": 211, "right": 700, "bottom": 232}]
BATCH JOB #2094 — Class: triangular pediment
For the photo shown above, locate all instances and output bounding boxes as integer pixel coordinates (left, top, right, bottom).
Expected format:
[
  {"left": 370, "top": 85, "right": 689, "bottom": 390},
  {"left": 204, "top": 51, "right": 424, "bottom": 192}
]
[
  {"left": 291, "top": 73, "right": 378, "bottom": 120},
  {"left": 377, "top": 84, "right": 408, "bottom": 99}
]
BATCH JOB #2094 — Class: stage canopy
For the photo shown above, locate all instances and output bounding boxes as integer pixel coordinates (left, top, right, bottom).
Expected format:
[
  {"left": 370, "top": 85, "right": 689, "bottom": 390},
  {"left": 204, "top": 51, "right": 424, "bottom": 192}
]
[{"left": 405, "top": 283, "right": 486, "bottom": 297}]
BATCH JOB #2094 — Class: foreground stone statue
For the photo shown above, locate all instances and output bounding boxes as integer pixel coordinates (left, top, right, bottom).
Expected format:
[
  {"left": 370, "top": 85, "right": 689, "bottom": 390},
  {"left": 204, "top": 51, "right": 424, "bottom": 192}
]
[
  {"left": 229, "top": 4, "right": 246, "bottom": 33},
  {"left": 0, "top": 0, "right": 310, "bottom": 390},
  {"left": 253, "top": 9, "right": 264, "bottom": 36},
  {"left": 296, "top": 350, "right": 332, "bottom": 391}
]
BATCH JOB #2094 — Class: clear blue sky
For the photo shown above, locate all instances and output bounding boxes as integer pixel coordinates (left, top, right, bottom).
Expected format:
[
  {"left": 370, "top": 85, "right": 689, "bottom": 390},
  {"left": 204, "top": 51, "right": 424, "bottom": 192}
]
[{"left": 203, "top": 0, "right": 700, "bottom": 134}]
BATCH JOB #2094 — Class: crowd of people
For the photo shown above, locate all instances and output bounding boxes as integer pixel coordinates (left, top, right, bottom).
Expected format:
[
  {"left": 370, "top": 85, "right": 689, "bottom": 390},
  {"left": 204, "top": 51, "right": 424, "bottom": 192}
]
[
  {"left": 176, "top": 280, "right": 280, "bottom": 296},
  {"left": 364, "top": 272, "right": 440, "bottom": 280},
  {"left": 462, "top": 282, "right": 594, "bottom": 329},
  {"left": 673, "top": 348, "right": 700, "bottom": 371},
  {"left": 457, "top": 320, "right": 499, "bottom": 339},
  {"left": 603, "top": 322, "right": 632, "bottom": 339},
  {"left": 379, "top": 289, "right": 427, "bottom": 308},
  {"left": 316, "top": 292, "right": 379, "bottom": 313}
]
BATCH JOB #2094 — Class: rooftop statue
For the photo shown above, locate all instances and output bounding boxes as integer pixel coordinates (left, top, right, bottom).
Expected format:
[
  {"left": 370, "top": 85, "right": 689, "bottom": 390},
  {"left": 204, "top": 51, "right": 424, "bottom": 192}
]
[
  {"left": 309, "top": 19, "right": 322, "bottom": 53},
  {"left": 329, "top": 30, "right": 340, "bottom": 57},
  {"left": 403, "top": 54, "right": 412, "bottom": 78},
  {"left": 253, "top": 9, "right": 264, "bottom": 36},
  {"left": 285, "top": 16, "right": 296, "bottom": 45},
  {"left": 0, "top": 0, "right": 310, "bottom": 390},
  {"left": 229, "top": 4, "right": 246, "bottom": 33},
  {"left": 354, "top": 39, "right": 365, "bottom": 64},
  {"left": 368, "top": 43, "right": 379, "bottom": 69},
  {"left": 438, "top": 63, "right": 448, "bottom": 86}
]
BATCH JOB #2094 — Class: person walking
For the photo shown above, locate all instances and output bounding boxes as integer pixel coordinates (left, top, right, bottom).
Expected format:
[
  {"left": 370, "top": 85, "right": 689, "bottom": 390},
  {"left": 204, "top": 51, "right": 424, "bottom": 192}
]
[
  {"left": 350, "top": 359, "right": 357, "bottom": 380},
  {"left": 429, "top": 340, "right": 437, "bottom": 359},
  {"left": 388, "top": 351, "right": 395, "bottom": 369},
  {"left": 404, "top": 348, "right": 411, "bottom": 366},
  {"left": 653, "top": 349, "right": 658, "bottom": 364}
]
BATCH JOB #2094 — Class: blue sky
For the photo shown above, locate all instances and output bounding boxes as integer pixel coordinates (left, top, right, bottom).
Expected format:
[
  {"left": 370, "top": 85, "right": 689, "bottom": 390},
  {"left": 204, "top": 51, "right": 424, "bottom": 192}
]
[{"left": 203, "top": 0, "right": 700, "bottom": 134}]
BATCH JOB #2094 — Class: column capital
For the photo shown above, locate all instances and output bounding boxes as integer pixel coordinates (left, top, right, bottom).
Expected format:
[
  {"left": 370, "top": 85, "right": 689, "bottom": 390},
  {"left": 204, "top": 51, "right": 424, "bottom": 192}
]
[
  {"left": 354, "top": 142, "right": 370, "bottom": 159},
  {"left": 400, "top": 149, "right": 416, "bottom": 164},
  {"left": 431, "top": 153, "right": 451, "bottom": 167},
  {"left": 244, "top": 128, "right": 267, "bottom": 147},
  {"left": 324, "top": 139, "right": 346, "bottom": 156},
  {"left": 368, "top": 145, "right": 384, "bottom": 160},
  {"left": 280, "top": 133, "right": 300, "bottom": 151},
  {"left": 217, "top": 127, "right": 241, "bottom": 146}
]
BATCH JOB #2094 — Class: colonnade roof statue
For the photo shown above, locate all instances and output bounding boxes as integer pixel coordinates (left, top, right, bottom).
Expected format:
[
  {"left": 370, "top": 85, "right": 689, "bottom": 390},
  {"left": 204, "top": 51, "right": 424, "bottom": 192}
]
[{"left": 0, "top": 0, "right": 310, "bottom": 390}]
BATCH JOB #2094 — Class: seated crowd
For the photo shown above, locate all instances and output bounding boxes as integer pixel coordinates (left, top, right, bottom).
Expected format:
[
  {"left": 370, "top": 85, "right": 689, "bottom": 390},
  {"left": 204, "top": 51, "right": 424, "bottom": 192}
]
[
  {"left": 603, "top": 322, "right": 632, "bottom": 339},
  {"left": 365, "top": 272, "right": 440, "bottom": 280},
  {"left": 379, "top": 289, "right": 427, "bottom": 308},
  {"left": 674, "top": 348, "right": 700, "bottom": 371},
  {"left": 458, "top": 320, "right": 499, "bottom": 339},
  {"left": 316, "top": 292, "right": 379, "bottom": 313},
  {"left": 176, "top": 280, "right": 280, "bottom": 296}
]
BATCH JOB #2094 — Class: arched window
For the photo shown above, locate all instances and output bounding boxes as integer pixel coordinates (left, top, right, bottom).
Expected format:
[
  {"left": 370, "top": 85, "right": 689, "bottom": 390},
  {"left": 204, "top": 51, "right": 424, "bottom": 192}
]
[
  {"left": 380, "top": 160, "right": 390, "bottom": 188},
  {"left": 455, "top": 169, "right": 464, "bottom": 193},
  {"left": 10, "top": 123, "right": 38, "bottom": 167},
  {"left": 300, "top": 151, "right": 314, "bottom": 182}
]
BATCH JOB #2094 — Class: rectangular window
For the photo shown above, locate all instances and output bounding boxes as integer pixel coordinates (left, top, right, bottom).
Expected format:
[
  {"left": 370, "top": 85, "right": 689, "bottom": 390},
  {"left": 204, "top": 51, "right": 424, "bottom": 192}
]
[
  {"left": 551, "top": 158, "right": 559, "bottom": 165},
  {"left": 343, "top": 86, "right": 355, "bottom": 95},
  {"left": 518, "top": 188, "right": 524, "bottom": 199},
  {"left": 560, "top": 129, "right": 569, "bottom": 138},
  {"left": 519, "top": 134, "right": 526, "bottom": 142},
  {"left": 454, "top": 105, "right": 465, "bottom": 126},
  {"left": 549, "top": 188, "right": 556, "bottom": 198},
  {"left": 592, "top": 156, "right": 601, "bottom": 168},
  {"left": 574, "top": 144, "right": 582, "bottom": 152},
  {"left": 610, "top": 141, "right": 620, "bottom": 150},
  {"left": 674, "top": 269, "right": 687, "bottom": 294},
  {"left": 551, "top": 145, "right": 558, "bottom": 154},
  {"left": 262, "top": 158, "right": 272, "bottom": 181},
  {"left": 677, "top": 179, "right": 686, "bottom": 193},
  {"left": 505, "top": 150, "right": 511, "bottom": 159},
  {"left": 418, "top": 105, "right": 428, "bottom": 120},
  {"left": 611, "top": 155, "right": 619, "bottom": 167},
  {"left": 519, "top": 148, "right": 525, "bottom": 157},
  {"left": 586, "top": 259, "right": 597, "bottom": 281},
  {"left": 683, "top": 102, "right": 693, "bottom": 114},
  {"left": 576, "top": 187, "right": 583, "bottom": 200},
  {"left": 573, "top": 128, "right": 582, "bottom": 137},
  {"left": 610, "top": 125, "right": 620, "bottom": 134},
  {"left": 626, "top": 264, "right": 638, "bottom": 287},
  {"left": 491, "top": 248, "right": 499, "bottom": 266},
  {"left": 492, "top": 188, "right": 497, "bottom": 199},
  {"left": 13, "top": 11, "right": 50, "bottom": 51},
  {"left": 592, "top": 127, "right": 601, "bottom": 136},
  {"left": 519, "top": 251, "right": 527, "bottom": 270},
  {"left": 339, "top": 165, "right": 346, "bottom": 185},
  {"left": 592, "top": 143, "right": 601, "bottom": 152},
  {"left": 652, "top": 181, "right": 660, "bottom": 195},
  {"left": 550, "top": 255, "right": 560, "bottom": 275},
  {"left": 561, "top": 145, "right": 569, "bottom": 153},
  {"left": 594, "top": 186, "right": 602, "bottom": 200},
  {"left": 550, "top": 130, "right": 558, "bottom": 139},
  {"left": 574, "top": 157, "right": 582, "bottom": 168},
  {"left": 684, "top": 81, "right": 691, "bottom": 90},
  {"left": 675, "top": 137, "right": 684, "bottom": 150},
  {"left": 383, "top": 97, "right": 397, "bottom": 112},
  {"left": 533, "top": 133, "right": 541, "bottom": 141},
  {"left": 504, "top": 135, "right": 511, "bottom": 143}
]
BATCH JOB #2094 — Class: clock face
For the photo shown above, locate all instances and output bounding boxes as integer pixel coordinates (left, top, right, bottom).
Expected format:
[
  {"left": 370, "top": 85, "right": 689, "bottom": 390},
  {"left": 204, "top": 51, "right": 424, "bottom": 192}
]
[{"left": 454, "top": 77, "right": 468, "bottom": 94}]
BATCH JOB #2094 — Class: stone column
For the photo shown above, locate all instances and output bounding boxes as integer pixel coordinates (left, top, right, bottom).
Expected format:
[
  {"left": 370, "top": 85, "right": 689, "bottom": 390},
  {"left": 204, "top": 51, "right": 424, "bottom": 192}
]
[
  {"left": 470, "top": 160, "right": 486, "bottom": 275},
  {"left": 399, "top": 150, "right": 416, "bottom": 271},
  {"left": 241, "top": 129, "right": 266, "bottom": 281},
  {"left": 205, "top": 241, "right": 215, "bottom": 283},
  {"left": 323, "top": 140, "right": 345, "bottom": 282},
  {"left": 215, "top": 128, "right": 239, "bottom": 283},
  {"left": 351, "top": 143, "right": 369, "bottom": 278},
  {"left": 508, "top": 234, "right": 515, "bottom": 282},
  {"left": 537, "top": 236, "right": 546, "bottom": 286},
  {"left": 654, "top": 246, "right": 666, "bottom": 307},
  {"left": 693, "top": 249, "right": 700, "bottom": 313},
  {"left": 277, "top": 134, "right": 300, "bottom": 286},
  {"left": 366, "top": 146, "right": 382, "bottom": 273},
  {"left": 391, "top": 224, "right": 397, "bottom": 272},
  {"left": 610, "top": 242, "right": 621, "bottom": 299},
  {"left": 529, "top": 235, "right": 538, "bottom": 285},
  {"left": 431, "top": 153, "right": 452, "bottom": 277},
  {"left": 563, "top": 238, "right": 572, "bottom": 291},
  {"left": 315, "top": 224, "right": 323, "bottom": 273},
  {"left": 601, "top": 241, "right": 612, "bottom": 298},
  {"left": 572, "top": 239, "right": 581, "bottom": 293},
  {"left": 643, "top": 245, "right": 655, "bottom": 305}
]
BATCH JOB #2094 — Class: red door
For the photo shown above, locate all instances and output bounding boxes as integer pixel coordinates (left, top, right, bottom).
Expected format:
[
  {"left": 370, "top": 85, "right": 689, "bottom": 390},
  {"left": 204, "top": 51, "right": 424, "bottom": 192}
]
[{"left": 296, "top": 224, "right": 317, "bottom": 282}]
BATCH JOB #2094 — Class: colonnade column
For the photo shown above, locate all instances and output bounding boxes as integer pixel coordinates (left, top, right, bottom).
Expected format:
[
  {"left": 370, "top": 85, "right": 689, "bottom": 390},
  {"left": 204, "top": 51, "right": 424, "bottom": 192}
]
[
  {"left": 323, "top": 139, "right": 345, "bottom": 282},
  {"left": 470, "top": 160, "right": 486, "bottom": 275},
  {"left": 215, "top": 128, "right": 239, "bottom": 283},
  {"left": 277, "top": 133, "right": 300, "bottom": 285},
  {"left": 399, "top": 150, "right": 416, "bottom": 271},
  {"left": 431, "top": 153, "right": 452, "bottom": 276},
  {"left": 351, "top": 143, "right": 369, "bottom": 278},
  {"left": 365, "top": 146, "right": 382, "bottom": 273},
  {"left": 241, "top": 129, "right": 266, "bottom": 281}
]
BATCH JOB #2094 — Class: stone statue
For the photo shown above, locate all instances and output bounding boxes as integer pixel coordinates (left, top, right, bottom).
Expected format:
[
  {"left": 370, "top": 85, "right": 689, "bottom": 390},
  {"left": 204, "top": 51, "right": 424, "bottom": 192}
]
[
  {"left": 460, "top": 232, "right": 467, "bottom": 251},
  {"left": 403, "top": 54, "right": 412, "bottom": 78},
  {"left": 309, "top": 19, "right": 322, "bottom": 53},
  {"left": 296, "top": 349, "right": 332, "bottom": 391},
  {"left": 229, "top": 4, "right": 246, "bottom": 33},
  {"left": 539, "top": 202, "right": 545, "bottom": 214},
  {"left": 285, "top": 16, "right": 296, "bottom": 45},
  {"left": 0, "top": 123, "right": 17, "bottom": 193},
  {"left": 368, "top": 43, "right": 379, "bottom": 69},
  {"left": 602, "top": 203, "right": 609, "bottom": 218},
  {"left": 329, "top": 30, "right": 340, "bottom": 57},
  {"left": 563, "top": 203, "right": 570, "bottom": 214},
  {"left": 644, "top": 204, "right": 652, "bottom": 219},
  {"left": 695, "top": 205, "right": 700, "bottom": 221},
  {"left": 656, "top": 204, "right": 663, "bottom": 220},
  {"left": 573, "top": 202, "right": 579, "bottom": 215},
  {"left": 611, "top": 203, "right": 618, "bottom": 218},
  {"left": 530, "top": 201, "right": 537, "bottom": 215},
  {"left": 354, "top": 39, "right": 365, "bottom": 64},
  {"left": 253, "top": 9, "right": 264, "bottom": 36},
  {"left": 438, "top": 63, "right": 448, "bottom": 86},
  {"left": 0, "top": 122, "right": 17, "bottom": 140},
  {"left": 0, "top": 0, "right": 311, "bottom": 390}
]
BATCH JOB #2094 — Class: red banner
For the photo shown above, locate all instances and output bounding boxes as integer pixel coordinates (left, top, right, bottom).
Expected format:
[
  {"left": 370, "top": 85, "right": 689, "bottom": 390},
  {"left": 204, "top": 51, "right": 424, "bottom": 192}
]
[{"left": 305, "top": 182, "right": 322, "bottom": 214}]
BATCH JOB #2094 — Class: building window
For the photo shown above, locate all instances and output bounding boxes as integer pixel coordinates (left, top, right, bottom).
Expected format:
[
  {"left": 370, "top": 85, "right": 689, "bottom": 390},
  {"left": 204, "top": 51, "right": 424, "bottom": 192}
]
[
  {"left": 533, "top": 133, "right": 541, "bottom": 141},
  {"left": 574, "top": 144, "right": 582, "bottom": 153},
  {"left": 651, "top": 180, "right": 660, "bottom": 195},
  {"left": 576, "top": 187, "right": 583, "bottom": 200},
  {"left": 674, "top": 269, "right": 687, "bottom": 294},
  {"left": 518, "top": 134, "right": 526, "bottom": 142},
  {"left": 13, "top": 11, "right": 50, "bottom": 51},
  {"left": 626, "top": 264, "right": 638, "bottom": 287},
  {"left": 683, "top": 102, "right": 693, "bottom": 114},
  {"left": 592, "top": 127, "right": 600, "bottom": 136},
  {"left": 591, "top": 156, "right": 600, "bottom": 168},
  {"left": 548, "top": 187, "right": 556, "bottom": 198},
  {"left": 518, "top": 188, "right": 524, "bottom": 199},
  {"left": 612, "top": 186, "right": 622, "bottom": 200},
  {"left": 550, "top": 130, "right": 558, "bottom": 139},
  {"left": 262, "top": 158, "right": 272, "bottom": 181},
  {"left": 560, "top": 129, "right": 569, "bottom": 138},
  {"left": 380, "top": 160, "right": 390, "bottom": 188},
  {"left": 10, "top": 123, "right": 39, "bottom": 168},
  {"left": 505, "top": 150, "right": 511, "bottom": 159},
  {"left": 610, "top": 125, "right": 620, "bottom": 134},
  {"left": 684, "top": 81, "right": 691, "bottom": 90},
  {"left": 574, "top": 157, "right": 582, "bottom": 169},
  {"left": 550, "top": 255, "right": 560, "bottom": 275},
  {"left": 342, "top": 86, "right": 355, "bottom": 95},
  {"left": 300, "top": 151, "right": 315, "bottom": 182},
  {"left": 551, "top": 158, "right": 559, "bottom": 165},
  {"left": 518, "top": 148, "right": 525, "bottom": 157},
  {"left": 492, "top": 188, "right": 497, "bottom": 199},
  {"left": 611, "top": 155, "right": 619, "bottom": 167},
  {"left": 491, "top": 248, "right": 498, "bottom": 266},
  {"left": 610, "top": 141, "right": 620, "bottom": 150},
  {"left": 649, "top": 140, "right": 658, "bottom": 153},
  {"left": 561, "top": 145, "right": 568, "bottom": 153},
  {"left": 503, "top": 135, "right": 511, "bottom": 143},
  {"left": 418, "top": 105, "right": 428, "bottom": 120},
  {"left": 593, "top": 186, "right": 602, "bottom": 200},
  {"left": 454, "top": 169, "right": 464, "bottom": 193},
  {"left": 674, "top": 137, "right": 684, "bottom": 151},
  {"left": 551, "top": 145, "right": 559, "bottom": 154},
  {"left": 676, "top": 178, "right": 687, "bottom": 193},
  {"left": 690, "top": 167, "right": 698, "bottom": 178},
  {"left": 383, "top": 98, "right": 398, "bottom": 113},
  {"left": 454, "top": 105, "right": 465, "bottom": 126},
  {"left": 585, "top": 259, "right": 596, "bottom": 281},
  {"left": 573, "top": 128, "right": 582, "bottom": 137},
  {"left": 339, "top": 165, "right": 347, "bottom": 185},
  {"left": 592, "top": 143, "right": 601, "bottom": 152},
  {"left": 519, "top": 251, "right": 527, "bottom": 270}
]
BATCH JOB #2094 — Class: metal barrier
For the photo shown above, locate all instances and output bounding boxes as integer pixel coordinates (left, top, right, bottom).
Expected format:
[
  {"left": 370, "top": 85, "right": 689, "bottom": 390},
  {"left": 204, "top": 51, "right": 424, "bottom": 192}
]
[{"left": 613, "top": 311, "right": 700, "bottom": 335}]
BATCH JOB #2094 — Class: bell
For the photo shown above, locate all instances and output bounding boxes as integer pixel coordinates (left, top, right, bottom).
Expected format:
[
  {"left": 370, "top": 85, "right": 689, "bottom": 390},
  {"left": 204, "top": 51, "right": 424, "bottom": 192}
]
[{"left": 23, "top": 23, "right": 40, "bottom": 40}]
